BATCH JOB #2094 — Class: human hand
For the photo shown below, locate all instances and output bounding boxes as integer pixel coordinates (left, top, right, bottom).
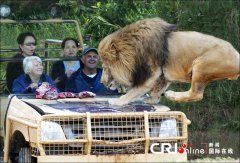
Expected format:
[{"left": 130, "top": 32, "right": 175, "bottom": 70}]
[
  {"left": 54, "top": 77, "right": 61, "bottom": 84},
  {"left": 28, "top": 83, "right": 38, "bottom": 89},
  {"left": 66, "top": 70, "right": 74, "bottom": 78}
]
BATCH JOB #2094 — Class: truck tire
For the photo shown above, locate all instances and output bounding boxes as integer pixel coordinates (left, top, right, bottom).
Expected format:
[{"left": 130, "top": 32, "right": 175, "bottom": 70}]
[{"left": 18, "top": 147, "right": 31, "bottom": 163}]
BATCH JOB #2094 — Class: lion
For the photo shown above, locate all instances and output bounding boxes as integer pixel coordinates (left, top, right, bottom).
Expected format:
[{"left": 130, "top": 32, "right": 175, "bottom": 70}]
[{"left": 98, "top": 17, "right": 239, "bottom": 106}]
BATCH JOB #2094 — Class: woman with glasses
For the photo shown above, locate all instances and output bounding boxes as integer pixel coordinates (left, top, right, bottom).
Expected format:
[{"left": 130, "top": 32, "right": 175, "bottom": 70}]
[{"left": 6, "top": 32, "right": 38, "bottom": 92}]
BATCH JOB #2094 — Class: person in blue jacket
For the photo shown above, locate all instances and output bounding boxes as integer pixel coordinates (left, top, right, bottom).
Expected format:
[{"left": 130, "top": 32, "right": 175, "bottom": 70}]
[
  {"left": 12, "top": 56, "right": 57, "bottom": 94},
  {"left": 66, "top": 47, "right": 117, "bottom": 95}
]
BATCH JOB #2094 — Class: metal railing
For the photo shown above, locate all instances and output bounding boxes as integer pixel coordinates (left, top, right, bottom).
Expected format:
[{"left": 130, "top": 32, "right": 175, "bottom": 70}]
[
  {"left": 38, "top": 111, "right": 189, "bottom": 156},
  {"left": 0, "top": 19, "right": 84, "bottom": 49}
]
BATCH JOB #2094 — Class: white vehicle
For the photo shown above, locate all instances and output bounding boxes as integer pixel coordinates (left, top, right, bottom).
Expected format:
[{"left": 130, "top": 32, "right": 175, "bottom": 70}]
[{"left": 3, "top": 94, "right": 190, "bottom": 162}]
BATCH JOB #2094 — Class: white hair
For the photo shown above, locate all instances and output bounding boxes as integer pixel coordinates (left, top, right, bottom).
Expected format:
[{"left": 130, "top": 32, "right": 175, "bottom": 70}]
[{"left": 23, "top": 56, "right": 42, "bottom": 74}]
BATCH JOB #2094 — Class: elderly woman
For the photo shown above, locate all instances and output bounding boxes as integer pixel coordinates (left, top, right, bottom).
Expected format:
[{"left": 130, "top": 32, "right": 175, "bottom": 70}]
[
  {"left": 51, "top": 37, "right": 83, "bottom": 92},
  {"left": 6, "top": 32, "right": 38, "bottom": 92},
  {"left": 12, "top": 56, "right": 56, "bottom": 94}
]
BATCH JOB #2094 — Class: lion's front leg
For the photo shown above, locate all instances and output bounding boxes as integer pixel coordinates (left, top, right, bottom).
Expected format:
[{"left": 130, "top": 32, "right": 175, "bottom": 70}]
[
  {"left": 144, "top": 76, "right": 171, "bottom": 104},
  {"left": 108, "top": 69, "right": 161, "bottom": 106},
  {"left": 108, "top": 85, "right": 151, "bottom": 105}
]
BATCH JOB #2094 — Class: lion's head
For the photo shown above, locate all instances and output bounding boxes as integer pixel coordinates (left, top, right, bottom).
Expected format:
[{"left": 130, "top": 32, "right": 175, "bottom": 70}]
[{"left": 99, "top": 17, "right": 176, "bottom": 89}]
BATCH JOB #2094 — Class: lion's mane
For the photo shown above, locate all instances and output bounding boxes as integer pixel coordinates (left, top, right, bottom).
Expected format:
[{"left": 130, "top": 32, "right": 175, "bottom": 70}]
[{"left": 99, "top": 17, "right": 176, "bottom": 87}]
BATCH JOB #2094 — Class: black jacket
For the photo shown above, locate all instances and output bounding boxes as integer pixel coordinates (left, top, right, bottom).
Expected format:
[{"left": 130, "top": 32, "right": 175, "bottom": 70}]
[{"left": 51, "top": 60, "right": 83, "bottom": 92}]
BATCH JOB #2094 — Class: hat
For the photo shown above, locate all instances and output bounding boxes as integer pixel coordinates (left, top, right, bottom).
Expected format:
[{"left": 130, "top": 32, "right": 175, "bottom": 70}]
[{"left": 82, "top": 47, "right": 98, "bottom": 56}]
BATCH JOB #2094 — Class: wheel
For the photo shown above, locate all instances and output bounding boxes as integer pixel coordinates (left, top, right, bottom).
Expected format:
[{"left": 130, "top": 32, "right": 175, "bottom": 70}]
[{"left": 18, "top": 147, "right": 32, "bottom": 163}]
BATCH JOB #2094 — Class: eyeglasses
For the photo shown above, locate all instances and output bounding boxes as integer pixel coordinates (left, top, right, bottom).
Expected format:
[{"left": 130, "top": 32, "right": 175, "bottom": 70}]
[{"left": 24, "top": 43, "right": 36, "bottom": 46}]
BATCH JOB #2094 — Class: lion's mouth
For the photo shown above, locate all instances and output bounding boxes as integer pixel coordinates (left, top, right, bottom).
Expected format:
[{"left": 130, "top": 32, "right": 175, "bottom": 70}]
[{"left": 107, "top": 81, "right": 120, "bottom": 90}]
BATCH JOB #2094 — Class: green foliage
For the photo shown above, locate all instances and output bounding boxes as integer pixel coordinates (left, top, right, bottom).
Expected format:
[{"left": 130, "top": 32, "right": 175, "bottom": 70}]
[{"left": 85, "top": 0, "right": 239, "bottom": 49}]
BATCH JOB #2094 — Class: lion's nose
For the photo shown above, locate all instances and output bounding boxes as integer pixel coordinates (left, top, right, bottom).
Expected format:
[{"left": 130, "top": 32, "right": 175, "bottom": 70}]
[{"left": 108, "top": 82, "right": 113, "bottom": 88}]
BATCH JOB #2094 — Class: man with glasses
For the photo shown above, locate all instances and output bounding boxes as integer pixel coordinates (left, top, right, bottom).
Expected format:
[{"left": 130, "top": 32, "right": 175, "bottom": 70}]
[{"left": 6, "top": 32, "right": 38, "bottom": 92}]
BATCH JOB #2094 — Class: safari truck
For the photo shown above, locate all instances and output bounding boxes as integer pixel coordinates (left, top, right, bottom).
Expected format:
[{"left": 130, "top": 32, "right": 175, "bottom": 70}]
[{"left": 0, "top": 19, "right": 191, "bottom": 163}]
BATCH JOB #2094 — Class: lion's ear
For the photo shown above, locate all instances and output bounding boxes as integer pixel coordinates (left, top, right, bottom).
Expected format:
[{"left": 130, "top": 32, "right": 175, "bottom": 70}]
[{"left": 101, "top": 42, "right": 118, "bottom": 62}]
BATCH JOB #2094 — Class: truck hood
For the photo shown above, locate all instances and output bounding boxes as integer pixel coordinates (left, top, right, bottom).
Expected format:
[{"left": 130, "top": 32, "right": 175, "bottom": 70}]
[{"left": 21, "top": 97, "right": 164, "bottom": 114}]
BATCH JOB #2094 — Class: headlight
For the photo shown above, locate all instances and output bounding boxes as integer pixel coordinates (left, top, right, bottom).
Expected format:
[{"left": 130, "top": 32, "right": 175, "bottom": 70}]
[
  {"left": 150, "top": 118, "right": 178, "bottom": 137},
  {"left": 41, "top": 121, "right": 66, "bottom": 141},
  {"left": 159, "top": 119, "right": 178, "bottom": 137}
]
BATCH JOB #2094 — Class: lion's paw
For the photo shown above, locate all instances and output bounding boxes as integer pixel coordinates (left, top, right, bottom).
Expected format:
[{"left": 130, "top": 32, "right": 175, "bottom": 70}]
[
  {"left": 164, "top": 90, "right": 176, "bottom": 101},
  {"left": 144, "top": 97, "right": 160, "bottom": 104},
  {"left": 165, "top": 90, "right": 202, "bottom": 102},
  {"left": 108, "top": 98, "right": 128, "bottom": 106}
]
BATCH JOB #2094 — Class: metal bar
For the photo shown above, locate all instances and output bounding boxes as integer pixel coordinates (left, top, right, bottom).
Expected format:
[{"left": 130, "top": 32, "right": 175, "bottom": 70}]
[
  {"left": 3, "top": 118, "right": 11, "bottom": 162},
  {"left": 0, "top": 57, "right": 82, "bottom": 62},
  {"left": 149, "top": 137, "right": 187, "bottom": 140},
  {"left": 38, "top": 118, "right": 46, "bottom": 156},
  {"left": 92, "top": 138, "right": 145, "bottom": 145},
  {"left": 7, "top": 115, "right": 38, "bottom": 128},
  {"left": 0, "top": 19, "right": 79, "bottom": 24},
  {"left": 41, "top": 111, "right": 186, "bottom": 118},
  {"left": 0, "top": 48, "right": 61, "bottom": 53},
  {"left": 144, "top": 111, "right": 150, "bottom": 154},
  {"left": 45, "top": 42, "right": 49, "bottom": 74},
  {"left": 182, "top": 114, "right": 189, "bottom": 144},
  {"left": 72, "top": 20, "right": 84, "bottom": 51},
  {"left": 40, "top": 139, "right": 88, "bottom": 144},
  {"left": 45, "top": 39, "right": 62, "bottom": 44},
  {"left": 86, "top": 112, "right": 92, "bottom": 155}
]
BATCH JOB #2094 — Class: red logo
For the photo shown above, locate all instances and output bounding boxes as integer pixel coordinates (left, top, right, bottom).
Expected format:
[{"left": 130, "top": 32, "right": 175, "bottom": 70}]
[{"left": 178, "top": 143, "right": 191, "bottom": 154}]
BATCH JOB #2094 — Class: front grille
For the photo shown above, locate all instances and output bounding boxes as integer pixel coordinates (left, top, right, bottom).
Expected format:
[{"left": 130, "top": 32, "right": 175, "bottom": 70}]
[
  {"left": 91, "top": 115, "right": 145, "bottom": 154},
  {"left": 39, "top": 112, "right": 188, "bottom": 155}
]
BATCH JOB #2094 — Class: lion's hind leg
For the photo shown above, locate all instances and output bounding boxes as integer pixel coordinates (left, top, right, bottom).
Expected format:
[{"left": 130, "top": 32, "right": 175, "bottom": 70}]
[
  {"left": 164, "top": 82, "right": 206, "bottom": 102},
  {"left": 165, "top": 48, "right": 239, "bottom": 102}
]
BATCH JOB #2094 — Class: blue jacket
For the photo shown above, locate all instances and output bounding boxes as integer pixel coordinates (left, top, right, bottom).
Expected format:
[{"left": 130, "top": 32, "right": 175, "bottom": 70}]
[
  {"left": 6, "top": 52, "right": 38, "bottom": 92},
  {"left": 12, "top": 74, "right": 56, "bottom": 94},
  {"left": 66, "top": 68, "right": 118, "bottom": 95}
]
